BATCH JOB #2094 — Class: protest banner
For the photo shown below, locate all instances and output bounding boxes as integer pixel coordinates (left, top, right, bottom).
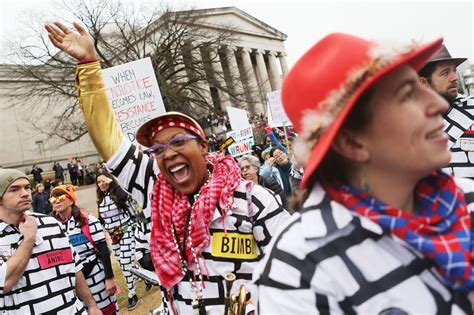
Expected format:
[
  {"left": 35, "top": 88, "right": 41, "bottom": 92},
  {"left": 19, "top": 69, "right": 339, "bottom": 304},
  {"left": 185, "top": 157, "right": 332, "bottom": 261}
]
[
  {"left": 226, "top": 126, "right": 254, "bottom": 157},
  {"left": 227, "top": 106, "right": 250, "bottom": 131},
  {"left": 267, "top": 90, "right": 291, "bottom": 128},
  {"left": 103, "top": 57, "right": 165, "bottom": 144}
]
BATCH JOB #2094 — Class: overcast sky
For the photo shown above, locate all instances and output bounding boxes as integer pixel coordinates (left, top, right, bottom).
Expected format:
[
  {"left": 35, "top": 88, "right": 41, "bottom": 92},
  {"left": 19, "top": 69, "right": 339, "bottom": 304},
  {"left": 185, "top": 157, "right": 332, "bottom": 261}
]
[{"left": 0, "top": 0, "right": 473, "bottom": 68}]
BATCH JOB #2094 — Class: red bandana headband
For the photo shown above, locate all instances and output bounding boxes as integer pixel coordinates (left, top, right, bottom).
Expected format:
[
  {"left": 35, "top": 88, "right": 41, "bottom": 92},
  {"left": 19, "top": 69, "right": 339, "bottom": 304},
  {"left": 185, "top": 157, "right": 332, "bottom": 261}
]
[{"left": 150, "top": 117, "right": 205, "bottom": 143}]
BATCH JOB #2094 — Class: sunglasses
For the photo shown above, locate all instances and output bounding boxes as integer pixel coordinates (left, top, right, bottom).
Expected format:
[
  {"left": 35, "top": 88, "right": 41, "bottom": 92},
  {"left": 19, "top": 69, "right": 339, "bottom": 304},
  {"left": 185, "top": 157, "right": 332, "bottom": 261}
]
[
  {"left": 49, "top": 194, "right": 68, "bottom": 204},
  {"left": 145, "top": 134, "right": 198, "bottom": 158}
]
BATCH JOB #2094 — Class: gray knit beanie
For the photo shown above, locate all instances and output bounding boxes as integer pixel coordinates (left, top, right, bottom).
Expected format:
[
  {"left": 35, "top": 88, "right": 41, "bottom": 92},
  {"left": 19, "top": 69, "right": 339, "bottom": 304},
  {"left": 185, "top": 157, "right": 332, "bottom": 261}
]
[{"left": 0, "top": 169, "right": 29, "bottom": 198}]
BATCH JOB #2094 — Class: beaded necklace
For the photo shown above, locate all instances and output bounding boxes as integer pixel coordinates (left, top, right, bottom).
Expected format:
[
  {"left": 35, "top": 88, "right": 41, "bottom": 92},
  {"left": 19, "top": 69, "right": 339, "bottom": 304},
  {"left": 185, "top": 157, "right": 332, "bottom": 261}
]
[{"left": 170, "top": 170, "right": 211, "bottom": 315}]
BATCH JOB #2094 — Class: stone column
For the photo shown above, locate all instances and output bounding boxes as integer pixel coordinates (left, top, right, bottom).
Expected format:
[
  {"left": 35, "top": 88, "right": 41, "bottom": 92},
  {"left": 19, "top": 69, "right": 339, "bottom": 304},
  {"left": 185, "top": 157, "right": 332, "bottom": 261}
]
[
  {"left": 267, "top": 51, "right": 282, "bottom": 90},
  {"left": 225, "top": 45, "right": 245, "bottom": 106},
  {"left": 278, "top": 52, "right": 289, "bottom": 77},
  {"left": 240, "top": 48, "right": 258, "bottom": 96},
  {"left": 209, "top": 46, "right": 231, "bottom": 111},
  {"left": 254, "top": 49, "right": 272, "bottom": 96},
  {"left": 239, "top": 47, "right": 261, "bottom": 114},
  {"left": 191, "top": 45, "right": 213, "bottom": 106}
]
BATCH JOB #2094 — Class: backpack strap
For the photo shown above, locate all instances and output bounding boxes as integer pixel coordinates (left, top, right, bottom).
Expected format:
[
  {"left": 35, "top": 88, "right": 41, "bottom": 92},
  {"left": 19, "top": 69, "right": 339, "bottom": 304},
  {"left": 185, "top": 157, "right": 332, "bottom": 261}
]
[{"left": 80, "top": 209, "right": 96, "bottom": 249}]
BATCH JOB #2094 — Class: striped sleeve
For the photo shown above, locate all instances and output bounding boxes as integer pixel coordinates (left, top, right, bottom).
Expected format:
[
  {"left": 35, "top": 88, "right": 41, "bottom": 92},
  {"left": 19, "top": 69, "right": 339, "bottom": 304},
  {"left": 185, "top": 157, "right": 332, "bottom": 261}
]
[
  {"left": 106, "top": 137, "right": 158, "bottom": 217},
  {"left": 248, "top": 184, "right": 290, "bottom": 253},
  {"left": 88, "top": 215, "right": 107, "bottom": 244},
  {"left": 443, "top": 96, "right": 474, "bottom": 178},
  {"left": 443, "top": 95, "right": 474, "bottom": 149}
]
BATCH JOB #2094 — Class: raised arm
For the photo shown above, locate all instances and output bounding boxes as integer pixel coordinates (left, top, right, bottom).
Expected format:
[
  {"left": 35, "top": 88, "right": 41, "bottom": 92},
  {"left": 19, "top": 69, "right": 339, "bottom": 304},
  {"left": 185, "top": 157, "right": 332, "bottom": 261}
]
[{"left": 44, "top": 22, "right": 122, "bottom": 161}]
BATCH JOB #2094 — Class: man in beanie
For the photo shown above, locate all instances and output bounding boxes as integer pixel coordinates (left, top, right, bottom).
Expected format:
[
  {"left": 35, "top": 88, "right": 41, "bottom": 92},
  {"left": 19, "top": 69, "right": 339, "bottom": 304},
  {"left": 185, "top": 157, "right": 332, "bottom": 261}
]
[
  {"left": 0, "top": 169, "right": 101, "bottom": 314},
  {"left": 419, "top": 45, "right": 474, "bottom": 179}
]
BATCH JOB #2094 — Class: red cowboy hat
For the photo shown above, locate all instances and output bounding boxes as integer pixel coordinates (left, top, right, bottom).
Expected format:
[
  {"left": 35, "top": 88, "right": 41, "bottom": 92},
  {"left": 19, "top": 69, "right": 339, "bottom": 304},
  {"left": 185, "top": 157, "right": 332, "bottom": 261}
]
[
  {"left": 282, "top": 33, "right": 443, "bottom": 188},
  {"left": 135, "top": 111, "right": 206, "bottom": 148}
]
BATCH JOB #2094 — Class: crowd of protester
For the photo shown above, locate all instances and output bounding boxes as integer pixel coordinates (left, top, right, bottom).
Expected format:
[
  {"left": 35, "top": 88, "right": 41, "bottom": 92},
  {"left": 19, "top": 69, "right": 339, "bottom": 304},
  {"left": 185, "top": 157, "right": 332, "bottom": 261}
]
[{"left": 1, "top": 18, "right": 473, "bottom": 315}]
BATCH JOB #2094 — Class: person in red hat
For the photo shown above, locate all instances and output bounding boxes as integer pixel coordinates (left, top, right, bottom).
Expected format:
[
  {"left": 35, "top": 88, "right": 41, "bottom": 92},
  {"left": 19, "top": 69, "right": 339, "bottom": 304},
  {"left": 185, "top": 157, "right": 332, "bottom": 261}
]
[
  {"left": 44, "top": 21, "right": 290, "bottom": 314},
  {"left": 419, "top": 45, "right": 474, "bottom": 179},
  {"left": 254, "top": 33, "right": 474, "bottom": 313}
]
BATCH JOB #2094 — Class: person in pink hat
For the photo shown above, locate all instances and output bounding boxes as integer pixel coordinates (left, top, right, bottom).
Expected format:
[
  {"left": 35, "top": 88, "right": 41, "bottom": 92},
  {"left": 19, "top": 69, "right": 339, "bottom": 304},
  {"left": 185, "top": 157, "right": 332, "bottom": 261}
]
[{"left": 254, "top": 33, "right": 474, "bottom": 313}]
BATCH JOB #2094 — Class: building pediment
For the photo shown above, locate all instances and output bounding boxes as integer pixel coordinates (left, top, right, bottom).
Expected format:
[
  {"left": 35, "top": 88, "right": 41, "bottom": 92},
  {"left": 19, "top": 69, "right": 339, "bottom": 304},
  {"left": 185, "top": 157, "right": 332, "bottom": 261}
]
[{"left": 174, "top": 7, "right": 287, "bottom": 41}]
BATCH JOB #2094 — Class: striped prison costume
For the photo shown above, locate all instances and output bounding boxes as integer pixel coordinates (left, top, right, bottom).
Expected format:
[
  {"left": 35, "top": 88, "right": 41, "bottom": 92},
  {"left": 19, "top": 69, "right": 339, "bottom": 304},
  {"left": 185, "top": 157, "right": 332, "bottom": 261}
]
[
  {"left": 98, "top": 193, "right": 137, "bottom": 298},
  {"left": 443, "top": 94, "right": 474, "bottom": 179},
  {"left": 62, "top": 213, "right": 118, "bottom": 312},
  {"left": 254, "top": 178, "right": 474, "bottom": 314},
  {"left": 0, "top": 212, "right": 86, "bottom": 314},
  {"left": 75, "top": 61, "right": 290, "bottom": 312},
  {"left": 107, "top": 138, "right": 291, "bottom": 314}
]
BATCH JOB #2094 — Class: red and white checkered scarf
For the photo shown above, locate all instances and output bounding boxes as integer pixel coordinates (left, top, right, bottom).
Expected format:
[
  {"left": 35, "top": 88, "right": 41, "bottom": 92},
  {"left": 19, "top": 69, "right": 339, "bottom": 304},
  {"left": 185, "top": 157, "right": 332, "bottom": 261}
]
[{"left": 150, "top": 153, "right": 241, "bottom": 290}]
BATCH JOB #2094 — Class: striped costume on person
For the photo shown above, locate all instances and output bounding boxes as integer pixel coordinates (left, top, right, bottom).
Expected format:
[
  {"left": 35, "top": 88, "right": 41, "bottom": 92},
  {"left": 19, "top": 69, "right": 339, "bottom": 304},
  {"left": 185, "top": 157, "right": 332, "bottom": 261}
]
[
  {"left": 62, "top": 213, "right": 118, "bottom": 312},
  {"left": 443, "top": 94, "right": 474, "bottom": 178},
  {"left": 254, "top": 178, "right": 474, "bottom": 314},
  {"left": 75, "top": 61, "right": 290, "bottom": 313},
  {"left": 107, "top": 138, "right": 290, "bottom": 314},
  {"left": 98, "top": 193, "right": 137, "bottom": 298},
  {"left": 0, "top": 213, "right": 86, "bottom": 314}
]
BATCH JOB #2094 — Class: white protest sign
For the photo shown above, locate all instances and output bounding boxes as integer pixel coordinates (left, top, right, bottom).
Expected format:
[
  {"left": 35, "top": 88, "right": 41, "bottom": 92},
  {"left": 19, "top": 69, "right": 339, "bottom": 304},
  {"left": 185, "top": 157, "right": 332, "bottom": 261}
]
[
  {"left": 267, "top": 90, "right": 291, "bottom": 127},
  {"left": 227, "top": 106, "right": 250, "bottom": 131},
  {"left": 226, "top": 126, "right": 254, "bottom": 157},
  {"left": 103, "top": 57, "right": 166, "bottom": 144}
]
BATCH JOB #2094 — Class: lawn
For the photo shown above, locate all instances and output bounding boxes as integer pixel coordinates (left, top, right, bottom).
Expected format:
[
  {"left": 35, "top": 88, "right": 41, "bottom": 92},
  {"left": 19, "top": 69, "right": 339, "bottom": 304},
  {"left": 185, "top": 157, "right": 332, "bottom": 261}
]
[{"left": 89, "top": 208, "right": 162, "bottom": 314}]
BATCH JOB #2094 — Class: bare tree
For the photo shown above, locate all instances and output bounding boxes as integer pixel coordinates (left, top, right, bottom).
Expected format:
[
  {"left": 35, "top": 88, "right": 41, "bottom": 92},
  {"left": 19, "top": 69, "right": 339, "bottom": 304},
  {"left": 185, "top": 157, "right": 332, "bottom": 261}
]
[{"left": 4, "top": 0, "right": 260, "bottom": 142}]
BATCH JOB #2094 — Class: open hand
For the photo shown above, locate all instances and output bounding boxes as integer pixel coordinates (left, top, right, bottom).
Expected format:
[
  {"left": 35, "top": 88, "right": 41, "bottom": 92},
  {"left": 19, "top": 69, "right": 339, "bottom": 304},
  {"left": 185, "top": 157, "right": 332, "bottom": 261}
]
[
  {"left": 44, "top": 21, "right": 99, "bottom": 61},
  {"left": 104, "top": 278, "right": 116, "bottom": 296}
]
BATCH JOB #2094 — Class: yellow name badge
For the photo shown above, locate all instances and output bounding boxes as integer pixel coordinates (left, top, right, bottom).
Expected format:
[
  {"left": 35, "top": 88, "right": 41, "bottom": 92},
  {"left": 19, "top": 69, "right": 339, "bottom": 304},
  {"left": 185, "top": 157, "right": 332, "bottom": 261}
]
[{"left": 211, "top": 232, "right": 258, "bottom": 259}]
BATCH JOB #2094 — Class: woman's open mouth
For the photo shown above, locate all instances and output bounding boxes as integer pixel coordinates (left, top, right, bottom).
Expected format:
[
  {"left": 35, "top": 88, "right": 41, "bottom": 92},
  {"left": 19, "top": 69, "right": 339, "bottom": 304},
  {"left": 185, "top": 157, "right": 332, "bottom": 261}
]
[{"left": 169, "top": 163, "right": 190, "bottom": 184}]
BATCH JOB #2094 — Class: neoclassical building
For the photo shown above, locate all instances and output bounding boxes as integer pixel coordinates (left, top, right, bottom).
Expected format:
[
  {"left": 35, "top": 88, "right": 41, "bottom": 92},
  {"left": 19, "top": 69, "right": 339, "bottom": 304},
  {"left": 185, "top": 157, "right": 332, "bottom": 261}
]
[
  {"left": 464, "top": 65, "right": 474, "bottom": 95},
  {"left": 0, "top": 7, "right": 288, "bottom": 171}
]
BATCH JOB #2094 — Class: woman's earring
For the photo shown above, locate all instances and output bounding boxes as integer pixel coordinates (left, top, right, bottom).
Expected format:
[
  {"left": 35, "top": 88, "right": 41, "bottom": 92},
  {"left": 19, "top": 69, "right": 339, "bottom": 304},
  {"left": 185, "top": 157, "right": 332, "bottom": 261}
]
[{"left": 360, "top": 168, "right": 370, "bottom": 194}]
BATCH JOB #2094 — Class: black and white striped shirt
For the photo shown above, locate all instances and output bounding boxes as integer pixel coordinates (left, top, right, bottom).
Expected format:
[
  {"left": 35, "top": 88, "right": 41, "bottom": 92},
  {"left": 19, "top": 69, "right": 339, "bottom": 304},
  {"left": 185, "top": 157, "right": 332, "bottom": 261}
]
[
  {"left": 254, "top": 179, "right": 474, "bottom": 314},
  {"left": 443, "top": 94, "right": 474, "bottom": 179},
  {"left": 98, "top": 194, "right": 131, "bottom": 233},
  {"left": 62, "top": 213, "right": 106, "bottom": 266},
  {"left": 61, "top": 213, "right": 117, "bottom": 311},
  {"left": 107, "top": 138, "right": 291, "bottom": 314},
  {"left": 0, "top": 213, "right": 85, "bottom": 314}
]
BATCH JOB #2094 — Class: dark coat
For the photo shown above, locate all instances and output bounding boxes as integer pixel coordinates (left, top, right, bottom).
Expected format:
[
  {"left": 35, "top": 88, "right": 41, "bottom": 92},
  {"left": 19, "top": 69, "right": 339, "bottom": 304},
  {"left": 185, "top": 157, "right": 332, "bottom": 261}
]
[
  {"left": 32, "top": 191, "right": 52, "bottom": 214},
  {"left": 30, "top": 167, "right": 43, "bottom": 183},
  {"left": 53, "top": 164, "right": 65, "bottom": 181},
  {"left": 259, "top": 175, "right": 289, "bottom": 210}
]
